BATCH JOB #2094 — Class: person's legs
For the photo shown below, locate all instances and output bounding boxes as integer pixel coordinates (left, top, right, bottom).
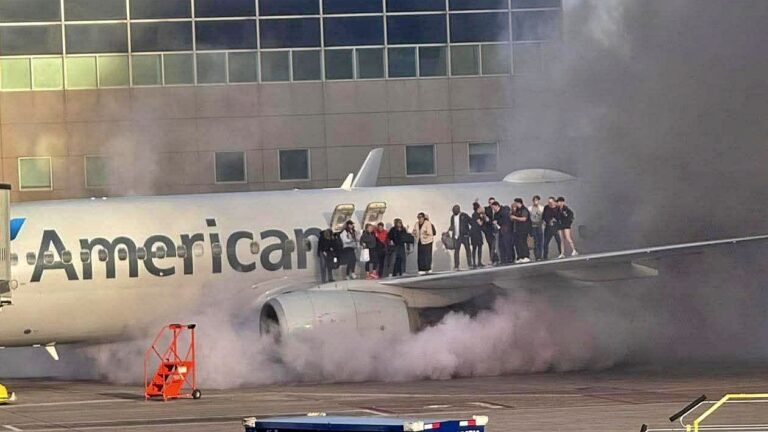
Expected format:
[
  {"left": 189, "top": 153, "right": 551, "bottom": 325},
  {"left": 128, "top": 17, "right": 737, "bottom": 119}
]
[
  {"left": 532, "top": 227, "right": 543, "bottom": 260},
  {"left": 558, "top": 230, "right": 568, "bottom": 256},
  {"left": 425, "top": 242, "right": 433, "bottom": 271},
  {"left": 516, "top": 233, "right": 530, "bottom": 259},
  {"left": 484, "top": 231, "right": 496, "bottom": 264},
  {"left": 498, "top": 233, "right": 508, "bottom": 264},
  {"left": 453, "top": 242, "right": 461, "bottom": 269},
  {"left": 463, "top": 238, "right": 471, "bottom": 267},
  {"left": 319, "top": 254, "right": 328, "bottom": 283},
  {"left": 554, "top": 230, "right": 562, "bottom": 255},
  {"left": 543, "top": 226, "right": 555, "bottom": 259},
  {"left": 563, "top": 228, "right": 577, "bottom": 254}
]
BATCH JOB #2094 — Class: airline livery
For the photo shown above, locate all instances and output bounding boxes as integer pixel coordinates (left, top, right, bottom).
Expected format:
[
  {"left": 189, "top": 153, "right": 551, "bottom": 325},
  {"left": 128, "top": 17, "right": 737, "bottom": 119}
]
[{"left": 0, "top": 149, "right": 765, "bottom": 359}]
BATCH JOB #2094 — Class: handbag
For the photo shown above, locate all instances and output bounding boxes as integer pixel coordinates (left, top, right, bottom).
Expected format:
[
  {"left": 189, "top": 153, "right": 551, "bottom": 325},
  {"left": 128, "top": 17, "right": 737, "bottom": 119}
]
[
  {"left": 441, "top": 232, "right": 456, "bottom": 250},
  {"left": 360, "top": 248, "right": 370, "bottom": 263}
]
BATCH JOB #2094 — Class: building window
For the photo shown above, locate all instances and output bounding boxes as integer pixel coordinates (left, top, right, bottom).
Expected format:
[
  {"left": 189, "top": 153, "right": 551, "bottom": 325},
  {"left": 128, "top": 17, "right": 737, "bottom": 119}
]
[
  {"left": 279, "top": 149, "right": 310, "bottom": 181},
  {"left": 260, "top": 51, "right": 290, "bottom": 82},
  {"left": 18, "top": 157, "right": 52, "bottom": 191},
  {"left": 418, "top": 46, "right": 447, "bottom": 77},
  {"left": 131, "top": 54, "right": 161, "bottom": 86},
  {"left": 292, "top": 49, "right": 321, "bottom": 81},
  {"left": 451, "top": 45, "right": 479, "bottom": 76},
  {"left": 196, "top": 52, "right": 227, "bottom": 84},
  {"left": 356, "top": 48, "right": 384, "bottom": 79},
  {"left": 388, "top": 47, "right": 416, "bottom": 78},
  {"left": 325, "top": 49, "right": 353, "bottom": 80},
  {"left": 468, "top": 142, "right": 498, "bottom": 173},
  {"left": 163, "top": 53, "right": 194, "bottom": 85},
  {"left": 405, "top": 145, "right": 436, "bottom": 176},
  {"left": 481, "top": 44, "right": 511, "bottom": 75},
  {"left": 85, "top": 156, "right": 110, "bottom": 188},
  {"left": 215, "top": 151, "right": 247, "bottom": 184},
  {"left": 228, "top": 51, "right": 259, "bottom": 83}
]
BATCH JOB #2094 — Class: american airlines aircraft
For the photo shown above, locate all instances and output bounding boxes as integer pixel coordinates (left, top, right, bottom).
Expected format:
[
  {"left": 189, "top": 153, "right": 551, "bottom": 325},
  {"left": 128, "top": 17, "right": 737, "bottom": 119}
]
[{"left": 0, "top": 149, "right": 765, "bottom": 360}]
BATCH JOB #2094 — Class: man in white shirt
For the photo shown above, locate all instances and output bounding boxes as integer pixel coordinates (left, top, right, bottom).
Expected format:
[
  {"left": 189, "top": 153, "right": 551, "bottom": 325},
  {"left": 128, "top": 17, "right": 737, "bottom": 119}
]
[{"left": 529, "top": 195, "right": 545, "bottom": 261}]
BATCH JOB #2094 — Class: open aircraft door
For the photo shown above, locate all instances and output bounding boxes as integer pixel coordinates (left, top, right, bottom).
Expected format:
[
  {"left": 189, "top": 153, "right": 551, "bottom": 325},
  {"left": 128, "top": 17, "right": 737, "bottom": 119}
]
[
  {"left": 361, "top": 202, "right": 387, "bottom": 227},
  {"left": 330, "top": 204, "right": 355, "bottom": 232}
]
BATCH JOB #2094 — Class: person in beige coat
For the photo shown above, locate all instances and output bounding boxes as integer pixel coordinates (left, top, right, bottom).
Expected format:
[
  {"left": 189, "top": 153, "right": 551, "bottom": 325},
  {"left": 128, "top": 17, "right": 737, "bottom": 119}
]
[{"left": 413, "top": 212, "right": 436, "bottom": 275}]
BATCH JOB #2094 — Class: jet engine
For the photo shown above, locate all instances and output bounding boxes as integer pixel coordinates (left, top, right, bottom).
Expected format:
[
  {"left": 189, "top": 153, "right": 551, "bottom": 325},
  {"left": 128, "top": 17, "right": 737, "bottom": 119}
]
[{"left": 259, "top": 290, "right": 413, "bottom": 339}]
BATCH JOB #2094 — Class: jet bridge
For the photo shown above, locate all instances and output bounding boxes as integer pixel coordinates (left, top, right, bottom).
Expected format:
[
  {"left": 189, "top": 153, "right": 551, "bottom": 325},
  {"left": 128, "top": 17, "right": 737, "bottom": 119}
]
[{"left": 0, "top": 184, "right": 11, "bottom": 307}]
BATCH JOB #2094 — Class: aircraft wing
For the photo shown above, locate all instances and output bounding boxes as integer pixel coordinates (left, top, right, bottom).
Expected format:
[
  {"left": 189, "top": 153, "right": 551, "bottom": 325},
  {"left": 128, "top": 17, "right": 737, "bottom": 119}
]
[{"left": 381, "top": 234, "right": 768, "bottom": 289}]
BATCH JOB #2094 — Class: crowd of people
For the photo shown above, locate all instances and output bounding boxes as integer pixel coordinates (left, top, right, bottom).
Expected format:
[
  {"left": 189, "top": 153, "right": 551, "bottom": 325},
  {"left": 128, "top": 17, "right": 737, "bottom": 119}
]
[{"left": 316, "top": 196, "right": 578, "bottom": 282}]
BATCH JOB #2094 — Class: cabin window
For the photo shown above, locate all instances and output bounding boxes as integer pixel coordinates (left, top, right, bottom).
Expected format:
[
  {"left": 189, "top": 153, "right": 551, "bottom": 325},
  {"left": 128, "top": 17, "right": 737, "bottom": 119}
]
[
  {"left": 250, "top": 241, "right": 260, "bottom": 254},
  {"left": 25, "top": 252, "right": 36, "bottom": 265},
  {"left": 80, "top": 250, "right": 90, "bottom": 263},
  {"left": 97, "top": 248, "right": 108, "bottom": 262},
  {"left": 116, "top": 247, "right": 128, "bottom": 261},
  {"left": 176, "top": 245, "right": 187, "bottom": 258},
  {"left": 211, "top": 242, "right": 222, "bottom": 257},
  {"left": 136, "top": 246, "right": 147, "bottom": 260},
  {"left": 154, "top": 245, "right": 166, "bottom": 259},
  {"left": 10, "top": 253, "right": 18, "bottom": 266},
  {"left": 192, "top": 243, "right": 204, "bottom": 257},
  {"left": 61, "top": 250, "right": 72, "bottom": 264},
  {"left": 43, "top": 251, "right": 54, "bottom": 265}
]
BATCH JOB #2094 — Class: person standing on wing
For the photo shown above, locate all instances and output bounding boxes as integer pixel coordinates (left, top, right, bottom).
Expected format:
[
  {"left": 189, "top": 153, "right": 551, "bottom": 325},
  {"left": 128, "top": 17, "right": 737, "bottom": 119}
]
[
  {"left": 556, "top": 196, "right": 579, "bottom": 257},
  {"left": 412, "top": 212, "right": 436, "bottom": 275}
]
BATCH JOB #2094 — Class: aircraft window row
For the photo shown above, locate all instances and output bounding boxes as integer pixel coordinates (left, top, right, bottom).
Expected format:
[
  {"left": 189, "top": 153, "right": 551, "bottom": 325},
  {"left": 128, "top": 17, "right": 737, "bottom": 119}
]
[{"left": 12, "top": 242, "right": 231, "bottom": 266}]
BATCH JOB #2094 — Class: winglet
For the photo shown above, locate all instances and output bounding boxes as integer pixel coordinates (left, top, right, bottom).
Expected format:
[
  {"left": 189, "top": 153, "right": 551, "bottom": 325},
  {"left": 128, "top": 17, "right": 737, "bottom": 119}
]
[
  {"left": 45, "top": 344, "right": 59, "bottom": 361},
  {"left": 351, "top": 148, "right": 383, "bottom": 188},
  {"left": 339, "top": 173, "right": 354, "bottom": 191}
]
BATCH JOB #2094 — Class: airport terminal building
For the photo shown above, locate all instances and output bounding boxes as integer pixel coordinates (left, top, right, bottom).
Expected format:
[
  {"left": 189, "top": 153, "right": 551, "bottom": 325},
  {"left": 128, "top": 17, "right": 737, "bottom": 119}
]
[{"left": 0, "top": 0, "right": 562, "bottom": 201}]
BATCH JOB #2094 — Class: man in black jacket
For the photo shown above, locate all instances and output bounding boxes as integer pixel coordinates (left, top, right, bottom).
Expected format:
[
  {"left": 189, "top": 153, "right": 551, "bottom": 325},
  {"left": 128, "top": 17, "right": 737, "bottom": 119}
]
[
  {"left": 448, "top": 204, "right": 472, "bottom": 270},
  {"left": 484, "top": 197, "right": 499, "bottom": 265},
  {"left": 492, "top": 201, "right": 515, "bottom": 265},
  {"left": 542, "top": 196, "right": 561, "bottom": 260},
  {"left": 511, "top": 198, "right": 532, "bottom": 263},
  {"left": 317, "top": 228, "right": 338, "bottom": 283}
]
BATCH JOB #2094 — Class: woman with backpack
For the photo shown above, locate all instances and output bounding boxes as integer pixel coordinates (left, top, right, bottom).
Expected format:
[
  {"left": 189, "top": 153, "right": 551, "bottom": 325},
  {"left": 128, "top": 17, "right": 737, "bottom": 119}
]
[{"left": 412, "top": 212, "right": 436, "bottom": 275}]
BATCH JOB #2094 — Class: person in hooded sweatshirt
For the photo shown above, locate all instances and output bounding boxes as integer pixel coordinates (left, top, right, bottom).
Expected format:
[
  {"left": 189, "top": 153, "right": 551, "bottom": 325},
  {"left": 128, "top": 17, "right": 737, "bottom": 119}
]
[
  {"left": 359, "top": 223, "right": 379, "bottom": 279},
  {"left": 470, "top": 202, "right": 486, "bottom": 268},
  {"left": 388, "top": 218, "right": 408, "bottom": 277},
  {"left": 412, "top": 212, "right": 436, "bottom": 275}
]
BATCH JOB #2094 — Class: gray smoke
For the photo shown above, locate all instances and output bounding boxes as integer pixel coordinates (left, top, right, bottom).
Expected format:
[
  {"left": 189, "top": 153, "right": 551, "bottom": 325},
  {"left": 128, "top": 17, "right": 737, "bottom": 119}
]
[{"left": 2, "top": 0, "right": 768, "bottom": 387}]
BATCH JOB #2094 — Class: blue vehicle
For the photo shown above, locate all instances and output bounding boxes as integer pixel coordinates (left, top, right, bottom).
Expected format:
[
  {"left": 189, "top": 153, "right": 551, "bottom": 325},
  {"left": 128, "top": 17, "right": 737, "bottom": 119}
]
[{"left": 243, "top": 414, "right": 488, "bottom": 432}]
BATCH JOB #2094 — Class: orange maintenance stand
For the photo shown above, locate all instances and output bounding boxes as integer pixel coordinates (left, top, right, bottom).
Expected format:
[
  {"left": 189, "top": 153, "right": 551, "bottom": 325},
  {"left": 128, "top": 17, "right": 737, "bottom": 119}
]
[{"left": 144, "top": 323, "right": 201, "bottom": 401}]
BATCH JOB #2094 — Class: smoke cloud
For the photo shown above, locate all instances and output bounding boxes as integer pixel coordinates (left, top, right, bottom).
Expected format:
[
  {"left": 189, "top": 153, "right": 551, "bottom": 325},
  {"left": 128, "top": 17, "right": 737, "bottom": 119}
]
[{"left": 2, "top": 0, "right": 768, "bottom": 387}]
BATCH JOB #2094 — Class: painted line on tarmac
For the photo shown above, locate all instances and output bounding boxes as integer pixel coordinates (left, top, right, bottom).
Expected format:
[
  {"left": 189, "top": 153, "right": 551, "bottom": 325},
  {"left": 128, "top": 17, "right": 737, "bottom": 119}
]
[
  {"left": 0, "top": 399, "right": 133, "bottom": 408},
  {"left": 3, "top": 425, "right": 23, "bottom": 432}
]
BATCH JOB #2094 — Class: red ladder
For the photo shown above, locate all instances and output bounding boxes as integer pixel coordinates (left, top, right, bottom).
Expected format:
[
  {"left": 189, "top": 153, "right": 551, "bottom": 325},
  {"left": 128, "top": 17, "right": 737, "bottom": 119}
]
[{"left": 144, "top": 323, "right": 201, "bottom": 401}]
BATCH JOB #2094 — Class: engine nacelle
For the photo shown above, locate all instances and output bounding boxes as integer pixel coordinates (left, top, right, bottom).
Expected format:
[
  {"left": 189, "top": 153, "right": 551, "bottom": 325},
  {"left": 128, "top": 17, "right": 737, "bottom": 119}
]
[{"left": 259, "top": 290, "right": 413, "bottom": 339}]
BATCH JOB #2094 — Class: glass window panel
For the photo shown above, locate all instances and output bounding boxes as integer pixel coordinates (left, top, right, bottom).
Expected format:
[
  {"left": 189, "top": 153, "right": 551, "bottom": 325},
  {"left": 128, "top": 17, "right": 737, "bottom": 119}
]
[
  {"left": 292, "top": 50, "right": 320, "bottom": 81},
  {"left": 19, "top": 158, "right": 52, "bottom": 190},
  {"left": 323, "top": 0, "right": 381, "bottom": 14},
  {"left": 469, "top": 142, "right": 497, "bottom": 173},
  {"left": 163, "top": 53, "right": 194, "bottom": 85},
  {"left": 196, "top": 20, "right": 257, "bottom": 50},
  {"left": 85, "top": 156, "right": 110, "bottom": 188},
  {"left": 451, "top": 45, "right": 479, "bottom": 75},
  {"left": 0, "top": 25, "right": 62, "bottom": 55},
  {"left": 356, "top": 48, "right": 383, "bottom": 79},
  {"left": 260, "top": 51, "right": 289, "bottom": 82},
  {"left": 64, "top": 0, "right": 125, "bottom": 21},
  {"left": 215, "top": 152, "right": 246, "bottom": 183},
  {"left": 0, "top": 58, "right": 30, "bottom": 90},
  {"left": 32, "top": 57, "right": 63, "bottom": 89},
  {"left": 387, "top": 47, "right": 415, "bottom": 78},
  {"left": 324, "top": 49, "right": 352, "bottom": 80},
  {"left": 450, "top": 0, "right": 508, "bottom": 10},
  {"left": 386, "top": 0, "right": 444, "bottom": 12},
  {"left": 259, "top": 18, "right": 320, "bottom": 48},
  {"left": 259, "top": 0, "right": 318, "bottom": 16},
  {"left": 65, "top": 56, "right": 96, "bottom": 88},
  {"left": 131, "top": 54, "right": 161, "bottom": 85},
  {"left": 196, "top": 0, "right": 255, "bottom": 17},
  {"left": 481, "top": 44, "right": 511, "bottom": 74},
  {"left": 513, "top": 10, "right": 561, "bottom": 41},
  {"left": 98, "top": 55, "right": 129, "bottom": 87},
  {"left": 418, "top": 46, "right": 446, "bottom": 77},
  {"left": 196, "top": 52, "right": 227, "bottom": 84},
  {"left": 66, "top": 23, "right": 128, "bottom": 54},
  {"left": 405, "top": 145, "right": 435, "bottom": 176},
  {"left": 279, "top": 149, "right": 309, "bottom": 181},
  {"left": 228, "top": 52, "right": 258, "bottom": 83},
  {"left": 131, "top": 22, "right": 193, "bottom": 52},
  {"left": 386, "top": 15, "right": 446, "bottom": 45},
  {"left": 512, "top": 42, "right": 541, "bottom": 74},
  {"left": 512, "top": 0, "right": 561, "bottom": 9},
  {"left": 324, "top": 16, "right": 383, "bottom": 47},
  {"left": 130, "top": 0, "right": 190, "bottom": 19},
  {"left": 0, "top": 0, "right": 59, "bottom": 22},
  {"left": 450, "top": 12, "right": 509, "bottom": 43}
]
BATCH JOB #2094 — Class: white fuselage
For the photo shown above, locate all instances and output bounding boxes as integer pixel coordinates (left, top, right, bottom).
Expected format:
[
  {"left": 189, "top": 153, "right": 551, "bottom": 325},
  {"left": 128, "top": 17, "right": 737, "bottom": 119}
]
[{"left": 0, "top": 181, "right": 580, "bottom": 347}]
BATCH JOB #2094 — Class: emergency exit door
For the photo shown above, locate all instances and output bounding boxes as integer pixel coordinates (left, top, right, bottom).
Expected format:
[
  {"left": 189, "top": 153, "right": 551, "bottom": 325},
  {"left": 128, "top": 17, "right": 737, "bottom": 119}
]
[
  {"left": 330, "top": 204, "right": 355, "bottom": 232},
  {"left": 361, "top": 202, "right": 387, "bottom": 227}
]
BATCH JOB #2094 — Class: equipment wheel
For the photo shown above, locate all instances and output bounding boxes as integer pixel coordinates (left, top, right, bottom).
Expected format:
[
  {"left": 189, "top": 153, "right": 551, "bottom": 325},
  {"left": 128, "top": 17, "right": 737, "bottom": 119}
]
[{"left": 192, "top": 389, "right": 202, "bottom": 400}]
